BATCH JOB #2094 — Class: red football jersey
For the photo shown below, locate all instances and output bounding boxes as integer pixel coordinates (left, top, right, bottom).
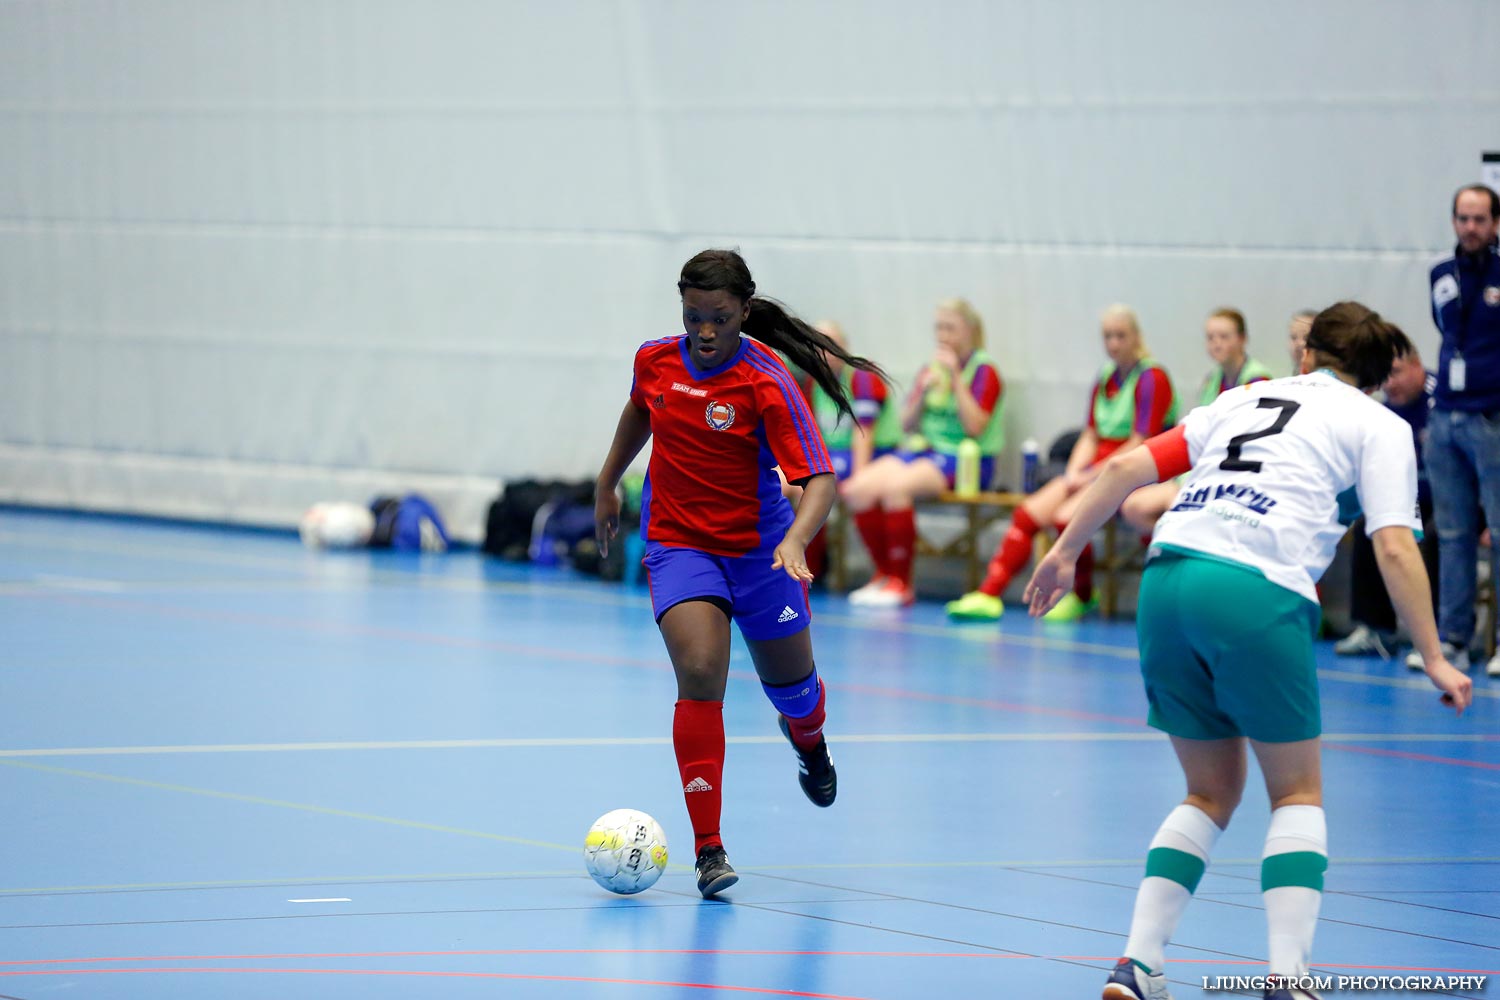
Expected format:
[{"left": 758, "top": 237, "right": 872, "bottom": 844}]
[{"left": 630, "top": 335, "right": 834, "bottom": 558}]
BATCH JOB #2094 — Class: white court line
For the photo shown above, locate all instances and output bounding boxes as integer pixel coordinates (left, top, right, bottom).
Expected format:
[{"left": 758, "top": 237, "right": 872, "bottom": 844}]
[
  {"left": 1315, "top": 666, "right": 1500, "bottom": 699},
  {"left": 0, "top": 529, "right": 305, "bottom": 573},
  {"left": 0, "top": 530, "right": 547, "bottom": 596},
  {"left": 287, "top": 897, "right": 351, "bottom": 903},
  {"left": 0, "top": 731, "right": 1493, "bottom": 759},
  {"left": 29, "top": 574, "right": 129, "bottom": 593},
  {"left": 0, "top": 578, "right": 373, "bottom": 597},
  {"left": 4, "top": 527, "right": 1497, "bottom": 699}
]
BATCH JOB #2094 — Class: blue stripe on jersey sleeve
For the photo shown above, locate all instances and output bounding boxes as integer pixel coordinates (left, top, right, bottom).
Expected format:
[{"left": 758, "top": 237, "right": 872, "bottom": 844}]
[
  {"left": 637, "top": 335, "right": 685, "bottom": 352},
  {"left": 742, "top": 352, "right": 819, "bottom": 468},
  {"left": 850, "top": 369, "right": 887, "bottom": 405},
  {"left": 968, "top": 364, "right": 1000, "bottom": 411},
  {"left": 632, "top": 337, "right": 682, "bottom": 403},
  {"left": 744, "top": 347, "right": 828, "bottom": 470},
  {"left": 744, "top": 347, "right": 833, "bottom": 475},
  {"left": 632, "top": 337, "right": 685, "bottom": 383}
]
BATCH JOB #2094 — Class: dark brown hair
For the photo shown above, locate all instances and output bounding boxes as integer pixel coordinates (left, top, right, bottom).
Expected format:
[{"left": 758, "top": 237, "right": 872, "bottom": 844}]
[
  {"left": 1304, "top": 301, "right": 1412, "bottom": 390},
  {"left": 1208, "top": 307, "right": 1247, "bottom": 338},
  {"left": 1452, "top": 184, "right": 1500, "bottom": 220}
]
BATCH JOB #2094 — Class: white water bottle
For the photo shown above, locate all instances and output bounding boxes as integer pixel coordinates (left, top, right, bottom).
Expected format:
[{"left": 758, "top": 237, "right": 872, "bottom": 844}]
[{"left": 1021, "top": 437, "right": 1040, "bottom": 493}]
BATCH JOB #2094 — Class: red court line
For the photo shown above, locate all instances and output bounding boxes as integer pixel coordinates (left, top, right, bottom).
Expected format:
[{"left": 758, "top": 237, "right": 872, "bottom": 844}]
[
  {"left": 0, "top": 966, "right": 876, "bottom": 997},
  {"left": 8, "top": 950, "right": 1494, "bottom": 976},
  {"left": 830, "top": 680, "right": 1142, "bottom": 725},
  {"left": 1059, "top": 956, "right": 1500, "bottom": 974},
  {"left": 0, "top": 948, "right": 1020, "bottom": 966},
  {"left": 27, "top": 591, "right": 1145, "bottom": 727},
  {"left": 1326, "top": 743, "right": 1500, "bottom": 772}
]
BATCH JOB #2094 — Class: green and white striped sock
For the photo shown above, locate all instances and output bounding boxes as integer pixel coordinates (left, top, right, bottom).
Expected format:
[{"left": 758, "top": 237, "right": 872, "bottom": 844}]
[
  {"left": 1262, "top": 804, "right": 1328, "bottom": 979},
  {"left": 1123, "top": 803, "right": 1223, "bottom": 974}
]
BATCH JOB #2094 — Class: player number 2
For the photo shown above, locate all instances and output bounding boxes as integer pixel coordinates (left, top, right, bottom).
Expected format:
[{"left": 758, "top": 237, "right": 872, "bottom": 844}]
[{"left": 1220, "top": 398, "right": 1301, "bottom": 473}]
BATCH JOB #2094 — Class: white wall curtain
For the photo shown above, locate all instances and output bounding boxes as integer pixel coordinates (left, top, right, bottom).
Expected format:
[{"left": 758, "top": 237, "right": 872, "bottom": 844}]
[{"left": 2, "top": 0, "right": 1495, "bottom": 540}]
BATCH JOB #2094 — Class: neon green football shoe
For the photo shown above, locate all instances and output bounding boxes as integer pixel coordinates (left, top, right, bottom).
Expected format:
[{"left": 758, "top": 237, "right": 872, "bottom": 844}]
[
  {"left": 1041, "top": 592, "right": 1098, "bottom": 623},
  {"left": 945, "top": 591, "right": 1004, "bottom": 621}
]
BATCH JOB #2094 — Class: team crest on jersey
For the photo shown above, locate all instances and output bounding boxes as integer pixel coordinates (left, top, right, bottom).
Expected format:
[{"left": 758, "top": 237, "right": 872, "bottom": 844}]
[
  {"left": 1485, "top": 286, "right": 1500, "bottom": 307},
  {"left": 1432, "top": 274, "right": 1459, "bottom": 309},
  {"left": 705, "top": 401, "right": 736, "bottom": 430}
]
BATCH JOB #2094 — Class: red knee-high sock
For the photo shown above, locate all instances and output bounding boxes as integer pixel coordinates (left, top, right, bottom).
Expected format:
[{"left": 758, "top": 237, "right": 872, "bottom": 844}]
[
  {"left": 1074, "top": 541, "right": 1095, "bottom": 602},
  {"left": 979, "top": 507, "right": 1040, "bottom": 596},
  {"left": 782, "top": 678, "right": 827, "bottom": 751},
  {"left": 673, "top": 699, "right": 725, "bottom": 853},
  {"left": 805, "top": 525, "right": 828, "bottom": 580},
  {"left": 885, "top": 507, "right": 916, "bottom": 587},
  {"left": 853, "top": 506, "right": 889, "bottom": 578}
]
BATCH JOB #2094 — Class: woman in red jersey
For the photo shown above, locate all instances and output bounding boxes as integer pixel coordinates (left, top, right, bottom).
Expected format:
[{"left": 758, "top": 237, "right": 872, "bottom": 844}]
[
  {"left": 594, "top": 249, "right": 886, "bottom": 898},
  {"left": 840, "top": 299, "right": 1006, "bottom": 608},
  {"left": 945, "top": 304, "right": 1175, "bottom": 623}
]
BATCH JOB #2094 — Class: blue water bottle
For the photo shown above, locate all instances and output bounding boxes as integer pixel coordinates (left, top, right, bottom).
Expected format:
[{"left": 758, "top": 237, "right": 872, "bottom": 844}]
[{"left": 1021, "top": 437, "right": 1040, "bottom": 493}]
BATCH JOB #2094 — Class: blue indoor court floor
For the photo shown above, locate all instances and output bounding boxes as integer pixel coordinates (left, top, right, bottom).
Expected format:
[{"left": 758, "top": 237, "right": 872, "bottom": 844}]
[{"left": 0, "top": 507, "right": 1496, "bottom": 999}]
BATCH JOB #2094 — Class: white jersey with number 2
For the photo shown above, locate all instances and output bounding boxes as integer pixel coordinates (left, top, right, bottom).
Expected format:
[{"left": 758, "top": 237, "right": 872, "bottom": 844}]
[{"left": 1150, "top": 370, "right": 1421, "bottom": 605}]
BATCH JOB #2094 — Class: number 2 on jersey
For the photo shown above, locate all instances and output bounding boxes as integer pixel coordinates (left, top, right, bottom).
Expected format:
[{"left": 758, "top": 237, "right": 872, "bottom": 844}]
[{"left": 1220, "top": 398, "right": 1301, "bottom": 473}]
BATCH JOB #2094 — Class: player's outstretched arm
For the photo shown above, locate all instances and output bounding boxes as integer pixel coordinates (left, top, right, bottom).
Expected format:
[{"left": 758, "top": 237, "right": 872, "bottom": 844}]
[
  {"left": 594, "top": 401, "right": 652, "bottom": 557},
  {"left": 1025, "top": 445, "right": 1160, "bottom": 615},
  {"left": 1372, "top": 525, "right": 1473, "bottom": 715},
  {"left": 773, "top": 472, "right": 836, "bottom": 582}
]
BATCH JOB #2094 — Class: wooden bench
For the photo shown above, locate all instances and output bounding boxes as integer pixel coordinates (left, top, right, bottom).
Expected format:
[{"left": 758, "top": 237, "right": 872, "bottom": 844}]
[
  {"left": 916, "top": 491, "right": 1027, "bottom": 593},
  {"left": 823, "top": 491, "right": 1024, "bottom": 594},
  {"left": 1098, "top": 519, "right": 1150, "bottom": 618},
  {"left": 826, "top": 490, "right": 1144, "bottom": 617},
  {"left": 827, "top": 490, "right": 1055, "bottom": 595}
]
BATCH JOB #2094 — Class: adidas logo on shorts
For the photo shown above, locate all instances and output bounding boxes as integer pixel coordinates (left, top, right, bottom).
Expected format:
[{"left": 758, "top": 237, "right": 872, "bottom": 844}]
[
  {"left": 777, "top": 606, "right": 799, "bottom": 623},
  {"left": 683, "top": 777, "right": 713, "bottom": 793}
]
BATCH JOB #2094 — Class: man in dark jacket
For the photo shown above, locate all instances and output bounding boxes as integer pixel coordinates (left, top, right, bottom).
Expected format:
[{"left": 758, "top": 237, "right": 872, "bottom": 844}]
[{"left": 1417, "top": 184, "right": 1500, "bottom": 676}]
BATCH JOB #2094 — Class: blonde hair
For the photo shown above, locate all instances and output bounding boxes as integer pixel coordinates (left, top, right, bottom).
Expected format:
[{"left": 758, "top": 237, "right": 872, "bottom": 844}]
[
  {"left": 1100, "top": 303, "right": 1147, "bottom": 355},
  {"left": 937, "top": 298, "right": 985, "bottom": 349},
  {"left": 814, "top": 320, "right": 847, "bottom": 348}
]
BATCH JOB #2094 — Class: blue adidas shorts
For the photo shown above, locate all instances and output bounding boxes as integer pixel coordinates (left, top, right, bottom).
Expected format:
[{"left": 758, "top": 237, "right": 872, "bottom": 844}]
[
  {"left": 643, "top": 542, "right": 811, "bottom": 641},
  {"left": 896, "top": 449, "right": 996, "bottom": 489}
]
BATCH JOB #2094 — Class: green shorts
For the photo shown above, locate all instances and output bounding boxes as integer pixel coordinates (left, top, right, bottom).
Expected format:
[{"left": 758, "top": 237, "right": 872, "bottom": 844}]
[{"left": 1136, "top": 547, "right": 1321, "bottom": 743}]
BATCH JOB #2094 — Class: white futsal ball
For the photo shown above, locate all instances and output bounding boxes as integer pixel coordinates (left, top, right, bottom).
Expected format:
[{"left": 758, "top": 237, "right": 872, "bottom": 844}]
[
  {"left": 583, "top": 809, "right": 669, "bottom": 894},
  {"left": 298, "top": 502, "right": 375, "bottom": 549}
]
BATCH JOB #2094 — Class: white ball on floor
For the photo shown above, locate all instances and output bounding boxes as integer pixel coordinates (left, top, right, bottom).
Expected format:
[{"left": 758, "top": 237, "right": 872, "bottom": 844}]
[
  {"left": 298, "top": 502, "right": 375, "bottom": 549},
  {"left": 583, "top": 809, "right": 669, "bottom": 894}
]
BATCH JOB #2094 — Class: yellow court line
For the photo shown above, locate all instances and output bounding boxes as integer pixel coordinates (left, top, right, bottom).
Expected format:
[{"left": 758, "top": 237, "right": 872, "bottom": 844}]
[
  {"left": 2, "top": 730, "right": 1496, "bottom": 760},
  {"left": 0, "top": 732, "right": 1153, "bottom": 759},
  {"left": 0, "top": 758, "right": 574, "bottom": 854},
  {"left": 4, "top": 855, "right": 1498, "bottom": 898},
  {"left": 0, "top": 870, "right": 582, "bottom": 895}
]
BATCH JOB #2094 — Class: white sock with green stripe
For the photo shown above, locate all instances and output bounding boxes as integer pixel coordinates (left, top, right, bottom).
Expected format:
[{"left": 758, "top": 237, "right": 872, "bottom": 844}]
[
  {"left": 1262, "top": 804, "right": 1328, "bottom": 978},
  {"left": 1123, "top": 803, "right": 1223, "bottom": 974}
]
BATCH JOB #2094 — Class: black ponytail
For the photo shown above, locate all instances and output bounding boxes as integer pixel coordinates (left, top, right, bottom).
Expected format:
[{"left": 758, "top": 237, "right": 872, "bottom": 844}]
[
  {"left": 677, "top": 249, "right": 889, "bottom": 422},
  {"left": 1304, "top": 301, "right": 1412, "bottom": 390}
]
